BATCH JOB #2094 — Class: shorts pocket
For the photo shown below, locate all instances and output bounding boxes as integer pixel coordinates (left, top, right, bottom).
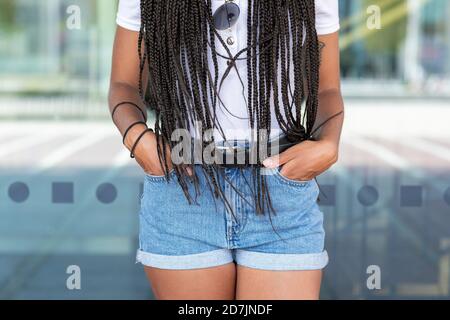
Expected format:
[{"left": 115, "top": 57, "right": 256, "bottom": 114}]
[
  {"left": 273, "top": 166, "right": 312, "bottom": 188},
  {"left": 141, "top": 168, "right": 179, "bottom": 209}
]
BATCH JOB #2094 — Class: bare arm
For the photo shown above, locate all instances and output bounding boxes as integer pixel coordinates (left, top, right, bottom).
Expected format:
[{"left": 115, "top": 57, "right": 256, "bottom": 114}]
[
  {"left": 108, "top": 26, "right": 148, "bottom": 148},
  {"left": 313, "top": 31, "right": 345, "bottom": 152},
  {"left": 263, "top": 31, "right": 344, "bottom": 180},
  {"left": 109, "top": 26, "right": 169, "bottom": 175}
]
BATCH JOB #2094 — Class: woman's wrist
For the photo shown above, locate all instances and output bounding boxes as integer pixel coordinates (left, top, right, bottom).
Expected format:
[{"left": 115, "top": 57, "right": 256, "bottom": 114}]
[
  {"left": 123, "top": 123, "right": 149, "bottom": 151},
  {"left": 316, "top": 137, "right": 339, "bottom": 161}
]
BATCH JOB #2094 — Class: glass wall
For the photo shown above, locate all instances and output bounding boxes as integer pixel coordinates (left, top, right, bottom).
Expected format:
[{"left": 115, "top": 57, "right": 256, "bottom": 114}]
[{"left": 0, "top": 0, "right": 449, "bottom": 300}]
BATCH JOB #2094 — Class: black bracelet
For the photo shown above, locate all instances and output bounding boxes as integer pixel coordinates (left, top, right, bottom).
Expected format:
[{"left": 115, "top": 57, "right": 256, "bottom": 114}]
[
  {"left": 111, "top": 101, "right": 147, "bottom": 122},
  {"left": 122, "top": 121, "right": 147, "bottom": 145},
  {"left": 130, "top": 127, "right": 153, "bottom": 158}
]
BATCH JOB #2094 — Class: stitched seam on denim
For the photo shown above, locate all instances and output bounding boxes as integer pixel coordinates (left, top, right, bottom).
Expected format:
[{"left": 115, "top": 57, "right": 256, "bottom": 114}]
[{"left": 273, "top": 171, "right": 310, "bottom": 188}]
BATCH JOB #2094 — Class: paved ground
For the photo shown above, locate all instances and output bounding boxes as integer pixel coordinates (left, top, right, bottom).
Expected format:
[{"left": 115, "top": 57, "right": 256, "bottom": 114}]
[{"left": 0, "top": 99, "right": 450, "bottom": 299}]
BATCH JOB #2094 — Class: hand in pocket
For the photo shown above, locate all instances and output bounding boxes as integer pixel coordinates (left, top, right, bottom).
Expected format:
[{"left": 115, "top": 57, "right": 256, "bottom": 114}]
[{"left": 124, "top": 124, "right": 173, "bottom": 176}]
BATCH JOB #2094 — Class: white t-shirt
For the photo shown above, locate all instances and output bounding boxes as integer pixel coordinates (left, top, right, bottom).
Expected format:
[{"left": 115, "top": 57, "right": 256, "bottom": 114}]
[{"left": 116, "top": 0, "right": 340, "bottom": 141}]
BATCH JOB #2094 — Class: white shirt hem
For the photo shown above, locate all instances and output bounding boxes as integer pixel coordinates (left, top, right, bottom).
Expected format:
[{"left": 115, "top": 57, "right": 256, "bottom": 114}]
[
  {"left": 116, "top": 16, "right": 140, "bottom": 32},
  {"left": 316, "top": 24, "right": 340, "bottom": 36}
]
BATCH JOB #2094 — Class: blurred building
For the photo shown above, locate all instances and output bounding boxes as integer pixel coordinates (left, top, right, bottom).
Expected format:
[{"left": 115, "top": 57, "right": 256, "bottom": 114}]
[
  {"left": 0, "top": 0, "right": 449, "bottom": 100},
  {"left": 339, "top": 0, "right": 450, "bottom": 97},
  {"left": 0, "top": 0, "right": 115, "bottom": 98}
]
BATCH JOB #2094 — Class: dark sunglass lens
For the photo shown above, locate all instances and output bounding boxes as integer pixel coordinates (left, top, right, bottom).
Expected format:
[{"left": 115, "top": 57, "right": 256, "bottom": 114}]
[{"left": 213, "top": 2, "right": 240, "bottom": 30}]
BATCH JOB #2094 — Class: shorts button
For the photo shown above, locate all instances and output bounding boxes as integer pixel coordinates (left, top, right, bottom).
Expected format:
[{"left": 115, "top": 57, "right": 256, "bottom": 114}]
[{"left": 226, "top": 36, "right": 235, "bottom": 46}]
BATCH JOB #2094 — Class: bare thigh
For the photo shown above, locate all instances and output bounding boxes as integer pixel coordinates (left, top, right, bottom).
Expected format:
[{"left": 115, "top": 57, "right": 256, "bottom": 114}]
[
  {"left": 144, "top": 263, "right": 237, "bottom": 300},
  {"left": 235, "top": 265, "right": 323, "bottom": 300}
]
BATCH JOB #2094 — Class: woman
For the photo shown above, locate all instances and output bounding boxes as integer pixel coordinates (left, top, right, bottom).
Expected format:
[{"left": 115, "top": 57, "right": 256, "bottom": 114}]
[{"left": 109, "top": 0, "right": 344, "bottom": 300}]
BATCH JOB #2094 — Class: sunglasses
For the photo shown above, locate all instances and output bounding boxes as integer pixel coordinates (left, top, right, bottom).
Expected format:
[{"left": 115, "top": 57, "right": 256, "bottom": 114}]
[{"left": 213, "top": 1, "right": 241, "bottom": 30}]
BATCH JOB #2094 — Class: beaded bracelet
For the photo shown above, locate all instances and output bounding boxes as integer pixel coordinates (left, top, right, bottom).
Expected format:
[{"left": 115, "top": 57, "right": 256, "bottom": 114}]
[
  {"left": 111, "top": 101, "right": 147, "bottom": 122},
  {"left": 122, "top": 120, "right": 147, "bottom": 145},
  {"left": 130, "top": 127, "right": 154, "bottom": 158}
]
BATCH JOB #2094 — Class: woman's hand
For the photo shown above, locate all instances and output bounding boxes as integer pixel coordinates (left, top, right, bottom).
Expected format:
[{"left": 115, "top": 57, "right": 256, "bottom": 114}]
[
  {"left": 263, "top": 139, "right": 339, "bottom": 181},
  {"left": 124, "top": 124, "right": 172, "bottom": 176}
]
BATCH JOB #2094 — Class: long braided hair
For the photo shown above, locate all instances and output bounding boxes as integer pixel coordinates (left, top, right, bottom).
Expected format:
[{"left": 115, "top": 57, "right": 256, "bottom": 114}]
[{"left": 138, "top": 0, "right": 322, "bottom": 217}]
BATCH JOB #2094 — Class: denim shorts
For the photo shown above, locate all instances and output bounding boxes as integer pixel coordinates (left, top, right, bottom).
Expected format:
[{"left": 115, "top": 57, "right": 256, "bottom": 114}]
[{"left": 136, "top": 165, "right": 328, "bottom": 271}]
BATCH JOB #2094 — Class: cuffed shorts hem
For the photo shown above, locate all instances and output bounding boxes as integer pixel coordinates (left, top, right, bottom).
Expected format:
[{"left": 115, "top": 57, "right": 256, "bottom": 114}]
[
  {"left": 135, "top": 249, "right": 234, "bottom": 270},
  {"left": 235, "top": 249, "right": 329, "bottom": 271},
  {"left": 136, "top": 249, "right": 329, "bottom": 271}
]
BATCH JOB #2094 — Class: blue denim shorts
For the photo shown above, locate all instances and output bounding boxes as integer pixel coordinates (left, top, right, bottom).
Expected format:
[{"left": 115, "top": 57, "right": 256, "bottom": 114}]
[{"left": 136, "top": 165, "right": 328, "bottom": 271}]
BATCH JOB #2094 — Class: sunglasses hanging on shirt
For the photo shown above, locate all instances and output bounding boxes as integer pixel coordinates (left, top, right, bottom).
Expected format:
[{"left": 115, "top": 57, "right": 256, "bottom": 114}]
[
  {"left": 210, "top": 0, "right": 276, "bottom": 61},
  {"left": 213, "top": 0, "right": 240, "bottom": 30}
]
